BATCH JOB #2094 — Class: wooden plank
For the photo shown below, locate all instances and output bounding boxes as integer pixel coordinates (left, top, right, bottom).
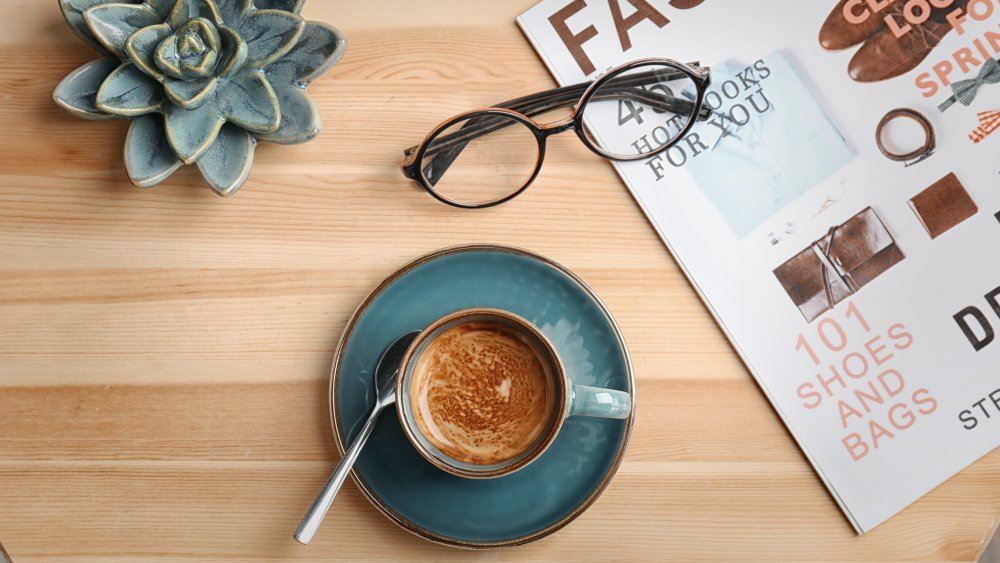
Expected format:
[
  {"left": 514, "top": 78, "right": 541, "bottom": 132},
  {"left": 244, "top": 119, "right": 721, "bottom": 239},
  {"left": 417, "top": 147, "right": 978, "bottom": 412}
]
[{"left": 0, "top": 0, "right": 998, "bottom": 560}]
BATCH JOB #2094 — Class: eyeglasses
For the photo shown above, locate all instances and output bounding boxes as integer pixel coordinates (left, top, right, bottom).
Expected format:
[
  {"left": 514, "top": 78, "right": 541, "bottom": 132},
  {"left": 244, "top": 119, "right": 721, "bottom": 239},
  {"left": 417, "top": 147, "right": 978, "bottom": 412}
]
[{"left": 400, "top": 58, "right": 711, "bottom": 209}]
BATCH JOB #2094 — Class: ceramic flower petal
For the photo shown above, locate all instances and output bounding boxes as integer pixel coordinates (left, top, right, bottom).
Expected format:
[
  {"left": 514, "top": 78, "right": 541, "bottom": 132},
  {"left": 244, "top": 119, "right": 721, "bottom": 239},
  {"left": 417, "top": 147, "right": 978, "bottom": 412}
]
[
  {"left": 215, "top": 0, "right": 253, "bottom": 25},
  {"left": 125, "top": 114, "right": 183, "bottom": 187},
  {"left": 215, "top": 25, "right": 249, "bottom": 78},
  {"left": 83, "top": 3, "right": 162, "bottom": 59},
  {"left": 196, "top": 123, "right": 256, "bottom": 196},
  {"left": 59, "top": 0, "right": 125, "bottom": 52},
  {"left": 164, "top": 100, "right": 226, "bottom": 163},
  {"left": 213, "top": 0, "right": 304, "bottom": 26},
  {"left": 241, "top": 9, "right": 304, "bottom": 68},
  {"left": 145, "top": 0, "right": 175, "bottom": 18},
  {"left": 256, "top": 0, "right": 304, "bottom": 13},
  {"left": 53, "top": 57, "right": 123, "bottom": 120},
  {"left": 219, "top": 70, "right": 280, "bottom": 132},
  {"left": 96, "top": 63, "right": 164, "bottom": 116},
  {"left": 168, "top": 0, "right": 223, "bottom": 29},
  {"left": 255, "top": 85, "right": 320, "bottom": 144},
  {"left": 163, "top": 76, "right": 219, "bottom": 109},
  {"left": 266, "top": 21, "right": 345, "bottom": 87},
  {"left": 125, "top": 22, "right": 172, "bottom": 80}
]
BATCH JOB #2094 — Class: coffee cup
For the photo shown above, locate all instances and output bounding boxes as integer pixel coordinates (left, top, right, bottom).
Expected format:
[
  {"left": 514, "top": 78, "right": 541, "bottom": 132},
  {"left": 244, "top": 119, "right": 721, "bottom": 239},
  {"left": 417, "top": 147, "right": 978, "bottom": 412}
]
[{"left": 395, "top": 308, "right": 632, "bottom": 478}]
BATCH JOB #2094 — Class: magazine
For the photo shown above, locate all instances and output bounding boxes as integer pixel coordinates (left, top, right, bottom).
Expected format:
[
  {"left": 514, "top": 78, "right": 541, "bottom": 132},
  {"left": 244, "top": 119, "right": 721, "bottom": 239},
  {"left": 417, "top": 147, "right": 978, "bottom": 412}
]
[{"left": 518, "top": 0, "right": 1000, "bottom": 533}]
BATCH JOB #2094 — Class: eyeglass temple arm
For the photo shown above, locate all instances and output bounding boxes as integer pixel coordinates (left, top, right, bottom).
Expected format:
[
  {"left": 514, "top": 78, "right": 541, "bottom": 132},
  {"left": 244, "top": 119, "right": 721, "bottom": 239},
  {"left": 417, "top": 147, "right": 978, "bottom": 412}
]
[
  {"left": 402, "top": 62, "right": 707, "bottom": 162},
  {"left": 399, "top": 84, "right": 597, "bottom": 165},
  {"left": 414, "top": 84, "right": 704, "bottom": 161},
  {"left": 492, "top": 62, "right": 705, "bottom": 116},
  {"left": 414, "top": 87, "right": 700, "bottom": 185},
  {"left": 412, "top": 87, "right": 701, "bottom": 183},
  {"left": 402, "top": 63, "right": 706, "bottom": 162},
  {"left": 406, "top": 63, "right": 709, "bottom": 183}
]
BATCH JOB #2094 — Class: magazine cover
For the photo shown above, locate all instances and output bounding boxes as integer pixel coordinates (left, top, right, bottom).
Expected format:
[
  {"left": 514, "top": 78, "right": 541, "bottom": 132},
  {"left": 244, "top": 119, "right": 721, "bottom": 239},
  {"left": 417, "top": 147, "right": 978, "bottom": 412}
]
[{"left": 519, "top": 0, "right": 1000, "bottom": 533}]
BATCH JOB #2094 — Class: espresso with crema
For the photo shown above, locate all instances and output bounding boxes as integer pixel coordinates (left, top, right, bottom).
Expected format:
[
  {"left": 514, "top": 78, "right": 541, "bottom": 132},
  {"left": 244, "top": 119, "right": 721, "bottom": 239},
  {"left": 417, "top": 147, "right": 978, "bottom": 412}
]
[{"left": 410, "top": 320, "right": 555, "bottom": 466}]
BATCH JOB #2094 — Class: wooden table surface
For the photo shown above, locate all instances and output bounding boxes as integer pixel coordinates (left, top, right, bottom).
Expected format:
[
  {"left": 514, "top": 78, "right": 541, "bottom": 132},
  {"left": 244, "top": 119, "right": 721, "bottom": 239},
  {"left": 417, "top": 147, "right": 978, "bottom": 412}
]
[{"left": 2, "top": 1, "right": 999, "bottom": 561}]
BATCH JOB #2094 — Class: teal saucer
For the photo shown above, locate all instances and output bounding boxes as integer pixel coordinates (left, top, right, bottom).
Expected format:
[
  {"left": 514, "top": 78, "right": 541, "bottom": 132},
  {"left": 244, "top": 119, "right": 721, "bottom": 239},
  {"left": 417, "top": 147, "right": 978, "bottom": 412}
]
[{"left": 329, "top": 245, "right": 635, "bottom": 548}]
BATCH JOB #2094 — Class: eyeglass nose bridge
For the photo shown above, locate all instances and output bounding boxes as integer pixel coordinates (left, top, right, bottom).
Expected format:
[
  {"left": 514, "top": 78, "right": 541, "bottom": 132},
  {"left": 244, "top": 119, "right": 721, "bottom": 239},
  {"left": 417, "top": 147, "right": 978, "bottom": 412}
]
[{"left": 538, "top": 115, "right": 577, "bottom": 138}]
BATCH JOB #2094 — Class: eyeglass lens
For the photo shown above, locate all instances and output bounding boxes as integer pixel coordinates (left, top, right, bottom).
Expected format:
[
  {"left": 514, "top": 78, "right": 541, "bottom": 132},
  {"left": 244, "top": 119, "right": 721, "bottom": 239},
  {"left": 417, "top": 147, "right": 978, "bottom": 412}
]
[
  {"left": 420, "top": 113, "right": 540, "bottom": 207},
  {"left": 581, "top": 62, "right": 699, "bottom": 158}
]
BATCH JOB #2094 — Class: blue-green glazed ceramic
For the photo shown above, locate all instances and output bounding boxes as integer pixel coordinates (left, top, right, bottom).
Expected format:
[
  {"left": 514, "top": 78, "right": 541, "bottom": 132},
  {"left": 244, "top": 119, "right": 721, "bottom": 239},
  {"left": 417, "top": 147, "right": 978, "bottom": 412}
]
[
  {"left": 53, "top": 0, "right": 345, "bottom": 196},
  {"left": 330, "top": 244, "right": 635, "bottom": 549}
]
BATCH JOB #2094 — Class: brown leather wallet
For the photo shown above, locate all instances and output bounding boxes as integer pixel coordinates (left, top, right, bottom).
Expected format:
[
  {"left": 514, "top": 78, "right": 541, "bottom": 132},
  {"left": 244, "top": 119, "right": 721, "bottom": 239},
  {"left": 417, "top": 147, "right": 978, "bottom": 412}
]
[
  {"left": 909, "top": 172, "right": 977, "bottom": 239},
  {"left": 774, "top": 207, "right": 905, "bottom": 322}
]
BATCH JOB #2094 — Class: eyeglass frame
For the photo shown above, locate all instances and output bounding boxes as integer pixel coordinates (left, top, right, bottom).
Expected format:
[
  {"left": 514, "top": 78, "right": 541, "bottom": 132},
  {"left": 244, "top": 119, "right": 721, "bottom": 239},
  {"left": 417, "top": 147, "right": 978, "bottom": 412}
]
[{"left": 400, "top": 57, "right": 712, "bottom": 209}]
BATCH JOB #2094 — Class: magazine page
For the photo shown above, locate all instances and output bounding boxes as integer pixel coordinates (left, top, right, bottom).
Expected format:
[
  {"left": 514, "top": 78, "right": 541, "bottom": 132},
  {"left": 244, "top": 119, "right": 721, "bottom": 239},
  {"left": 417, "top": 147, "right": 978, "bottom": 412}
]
[{"left": 519, "top": 0, "right": 1000, "bottom": 533}]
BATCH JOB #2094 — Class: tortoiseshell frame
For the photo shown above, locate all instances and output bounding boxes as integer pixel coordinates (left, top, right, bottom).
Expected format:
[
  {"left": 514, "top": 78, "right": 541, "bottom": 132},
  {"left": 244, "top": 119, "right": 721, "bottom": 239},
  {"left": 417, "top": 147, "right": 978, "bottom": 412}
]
[{"left": 400, "top": 58, "right": 712, "bottom": 209}]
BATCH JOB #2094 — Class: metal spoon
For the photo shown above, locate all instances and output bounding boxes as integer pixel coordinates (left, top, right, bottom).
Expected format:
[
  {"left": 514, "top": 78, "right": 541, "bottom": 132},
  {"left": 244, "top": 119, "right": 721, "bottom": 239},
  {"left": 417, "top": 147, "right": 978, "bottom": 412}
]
[{"left": 294, "top": 331, "right": 420, "bottom": 545}]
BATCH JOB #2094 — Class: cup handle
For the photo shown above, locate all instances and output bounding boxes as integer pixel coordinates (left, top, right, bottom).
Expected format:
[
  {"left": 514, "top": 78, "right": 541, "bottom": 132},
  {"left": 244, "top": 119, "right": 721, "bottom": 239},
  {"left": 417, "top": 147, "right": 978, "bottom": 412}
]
[{"left": 568, "top": 384, "right": 631, "bottom": 419}]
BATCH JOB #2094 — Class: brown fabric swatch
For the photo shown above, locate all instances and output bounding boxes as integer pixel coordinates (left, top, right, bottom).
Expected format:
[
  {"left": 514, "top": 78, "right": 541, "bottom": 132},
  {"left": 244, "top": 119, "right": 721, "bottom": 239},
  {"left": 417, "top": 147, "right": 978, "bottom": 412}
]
[{"left": 909, "top": 172, "right": 977, "bottom": 239}]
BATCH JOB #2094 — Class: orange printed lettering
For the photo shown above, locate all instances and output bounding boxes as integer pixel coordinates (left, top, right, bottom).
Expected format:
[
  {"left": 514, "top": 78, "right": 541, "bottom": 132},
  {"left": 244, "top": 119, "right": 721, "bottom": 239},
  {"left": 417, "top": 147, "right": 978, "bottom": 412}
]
[
  {"left": 913, "top": 388, "right": 939, "bottom": 415},
  {"left": 869, "top": 419, "right": 895, "bottom": 449},
  {"left": 888, "top": 402, "right": 917, "bottom": 430},
  {"left": 915, "top": 71, "right": 939, "bottom": 97},
  {"left": 838, "top": 399, "right": 865, "bottom": 428},
  {"left": 844, "top": 0, "right": 871, "bottom": 25},
  {"left": 797, "top": 382, "right": 823, "bottom": 409},
  {"left": 843, "top": 433, "right": 869, "bottom": 461}
]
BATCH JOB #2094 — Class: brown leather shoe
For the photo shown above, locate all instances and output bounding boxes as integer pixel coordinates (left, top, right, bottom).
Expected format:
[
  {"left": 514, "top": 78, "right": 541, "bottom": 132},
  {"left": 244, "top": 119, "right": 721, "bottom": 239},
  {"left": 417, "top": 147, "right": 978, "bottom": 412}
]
[
  {"left": 847, "top": 1, "right": 968, "bottom": 82},
  {"left": 819, "top": 0, "right": 896, "bottom": 52},
  {"left": 848, "top": 16, "right": 952, "bottom": 82}
]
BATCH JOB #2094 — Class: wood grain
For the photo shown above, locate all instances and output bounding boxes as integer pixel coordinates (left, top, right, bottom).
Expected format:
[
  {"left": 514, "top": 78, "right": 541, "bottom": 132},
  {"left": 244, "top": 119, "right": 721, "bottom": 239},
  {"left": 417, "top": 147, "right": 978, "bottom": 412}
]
[{"left": 0, "top": 1, "right": 998, "bottom": 560}]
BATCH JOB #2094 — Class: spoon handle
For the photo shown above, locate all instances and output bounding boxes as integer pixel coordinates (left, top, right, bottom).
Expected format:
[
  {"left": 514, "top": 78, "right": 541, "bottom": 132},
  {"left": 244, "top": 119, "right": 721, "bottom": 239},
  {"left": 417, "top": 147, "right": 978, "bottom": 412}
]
[{"left": 294, "top": 406, "right": 382, "bottom": 545}]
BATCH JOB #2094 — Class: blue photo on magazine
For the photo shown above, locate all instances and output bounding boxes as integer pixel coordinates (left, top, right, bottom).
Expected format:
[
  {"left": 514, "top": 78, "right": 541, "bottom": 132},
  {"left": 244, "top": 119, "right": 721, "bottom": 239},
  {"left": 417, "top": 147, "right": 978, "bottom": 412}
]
[{"left": 682, "top": 51, "right": 854, "bottom": 238}]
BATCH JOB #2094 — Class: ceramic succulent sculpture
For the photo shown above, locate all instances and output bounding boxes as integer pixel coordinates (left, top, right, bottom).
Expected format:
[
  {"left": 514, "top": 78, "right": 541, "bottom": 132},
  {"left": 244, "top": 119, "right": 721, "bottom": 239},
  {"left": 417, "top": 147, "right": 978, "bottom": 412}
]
[{"left": 53, "top": 0, "right": 345, "bottom": 196}]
